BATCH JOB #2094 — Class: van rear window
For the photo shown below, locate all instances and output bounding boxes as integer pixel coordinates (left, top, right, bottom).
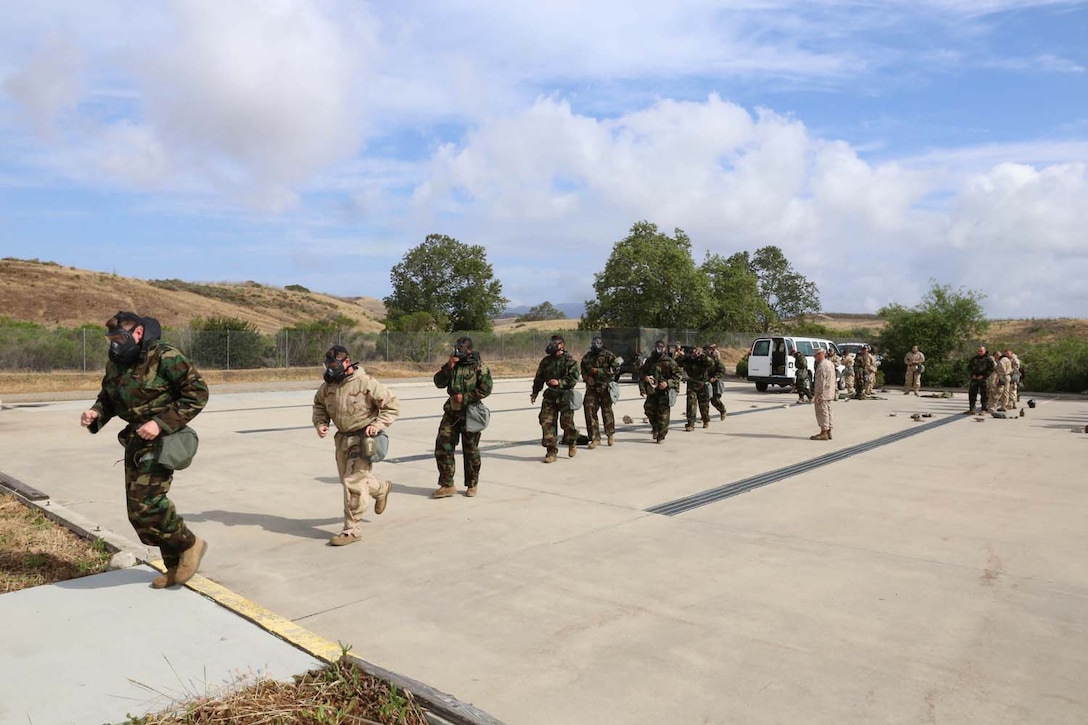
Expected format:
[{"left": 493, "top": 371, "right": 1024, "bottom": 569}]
[
  {"left": 752, "top": 339, "right": 770, "bottom": 356},
  {"left": 795, "top": 341, "right": 815, "bottom": 355}
]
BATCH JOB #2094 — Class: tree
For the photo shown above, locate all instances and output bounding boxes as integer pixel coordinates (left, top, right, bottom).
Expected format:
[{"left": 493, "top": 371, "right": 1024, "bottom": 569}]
[
  {"left": 189, "top": 316, "right": 270, "bottom": 369},
  {"left": 876, "top": 282, "right": 989, "bottom": 386},
  {"left": 739, "top": 246, "right": 821, "bottom": 331},
  {"left": 582, "top": 221, "right": 712, "bottom": 329},
  {"left": 700, "top": 252, "right": 767, "bottom": 332},
  {"left": 384, "top": 234, "right": 508, "bottom": 332},
  {"left": 516, "top": 301, "right": 566, "bottom": 322}
]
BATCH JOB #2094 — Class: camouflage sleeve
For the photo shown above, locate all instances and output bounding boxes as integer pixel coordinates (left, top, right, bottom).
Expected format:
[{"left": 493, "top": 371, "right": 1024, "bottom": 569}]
[
  {"left": 152, "top": 350, "right": 209, "bottom": 434},
  {"left": 88, "top": 374, "right": 116, "bottom": 434},
  {"left": 433, "top": 365, "right": 452, "bottom": 390},
  {"left": 467, "top": 364, "right": 493, "bottom": 403},
  {"left": 579, "top": 354, "right": 592, "bottom": 379},
  {"left": 562, "top": 354, "right": 581, "bottom": 390},
  {"left": 531, "top": 359, "right": 547, "bottom": 396},
  {"left": 667, "top": 359, "right": 683, "bottom": 390},
  {"left": 312, "top": 385, "right": 331, "bottom": 429},
  {"left": 370, "top": 379, "right": 400, "bottom": 430}
]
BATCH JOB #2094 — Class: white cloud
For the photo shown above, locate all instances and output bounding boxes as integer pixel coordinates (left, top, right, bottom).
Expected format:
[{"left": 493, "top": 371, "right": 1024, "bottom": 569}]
[{"left": 2, "top": 31, "right": 84, "bottom": 134}]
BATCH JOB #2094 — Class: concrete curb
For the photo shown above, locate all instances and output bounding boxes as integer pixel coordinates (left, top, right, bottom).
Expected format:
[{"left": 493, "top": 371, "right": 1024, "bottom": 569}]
[{"left": 2, "top": 471, "right": 506, "bottom": 725}]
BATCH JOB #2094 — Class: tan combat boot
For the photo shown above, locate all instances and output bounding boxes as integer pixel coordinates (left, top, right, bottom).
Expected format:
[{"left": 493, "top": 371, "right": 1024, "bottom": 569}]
[
  {"left": 430, "top": 486, "right": 456, "bottom": 499},
  {"left": 465, "top": 486, "right": 477, "bottom": 497},
  {"left": 374, "top": 480, "right": 392, "bottom": 514},
  {"left": 606, "top": 435, "right": 614, "bottom": 446},
  {"left": 588, "top": 439, "right": 599, "bottom": 450},
  {"left": 151, "top": 568, "right": 176, "bottom": 589},
  {"left": 702, "top": 420, "right": 710, "bottom": 429},
  {"left": 544, "top": 449, "right": 558, "bottom": 463},
  {"left": 568, "top": 443, "right": 577, "bottom": 458},
  {"left": 329, "top": 533, "right": 361, "bottom": 546},
  {"left": 174, "top": 537, "right": 207, "bottom": 585},
  {"left": 720, "top": 410, "right": 727, "bottom": 420},
  {"left": 809, "top": 430, "right": 830, "bottom": 441},
  {"left": 684, "top": 424, "right": 694, "bottom": 432}
]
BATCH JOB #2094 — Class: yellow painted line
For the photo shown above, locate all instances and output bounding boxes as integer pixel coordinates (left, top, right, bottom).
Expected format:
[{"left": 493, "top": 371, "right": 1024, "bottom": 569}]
[{"left": 149, "top": 559, "right": 343, "bottom": 663}]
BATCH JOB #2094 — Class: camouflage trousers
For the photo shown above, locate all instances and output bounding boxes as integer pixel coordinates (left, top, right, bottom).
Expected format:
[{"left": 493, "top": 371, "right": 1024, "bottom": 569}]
[
  {"left": 123, "top": 433, "right": 196, "bottom": 569},
  {"left": 854, "top": 373, "right": 868, "bottom": 398},
  {"left": 643, "top": 390, "right": 672, "bottom": 440},
  {"left": 969, "top": 378, "right": 990, "bottom": 412},
  {"left": 582, "top": 387, "right": 614, "bottom": 441},
  {"left": 905, "top": 368, "right": 922, "bottom": 393},
  {"left": 843, "top": 372, "right": 855, "bottom": 396},
  {"left": 334, "top": 432, "right": 390, "bottom": 537},
  {"left": 685, "top": 382, "right": 710, "bottom": 425},
  {"left": 435, "top": 410, "right": 482, "bottom": 488},
  {"left": 709, "top": 389, "right": 726, "bottom": 415},
  {"left": 539, "top": 395, "right": 578, "bottom": 451}
]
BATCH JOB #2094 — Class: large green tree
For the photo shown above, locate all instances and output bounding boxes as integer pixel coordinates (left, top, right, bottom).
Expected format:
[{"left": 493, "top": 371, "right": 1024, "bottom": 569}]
[
  {"left": 877, "top": 281, "right": 989, "bottom": 385},
  {"left": 582, "top": 221, "right": 712, "bottom": 329},
  {"left": 516, "top": 301, "right": 567, "bottom": 322},
  {"left": 701, "top": 252, "right": 767, "bottom": 332},
  {"left": 737, "top": 246, "right": 821, "bottom": 331},
  {"left": 384, "top": 234, "right": 508, "bottom": 332}
]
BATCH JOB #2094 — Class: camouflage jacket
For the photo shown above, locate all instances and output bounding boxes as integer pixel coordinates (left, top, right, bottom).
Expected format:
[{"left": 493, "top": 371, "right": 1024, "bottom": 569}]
[
  {"left": 313, "top": 370, "right": 400, "bottom": 435},
  {"left": 639, "top": 353, "right": 682, "bottom": 396},
  {"left": 531, "top": 351, "right": 580, "bottom": 400},
  {"left": 681, "top": 354, "right": 713, "bottom": 385},
  {"left": 967, "top": 353, "right": 996, "bottom": 380},
  {"left": 89, "top": 341, "right": 208, "bottom": 440},
  {"left": 434, "top": 353, "right": 493, "bottom": 413},
  {"left": 579, "top": 349, "right": 619, "bottom": 391},
  {"left": 706, "top": 356, "right": 727, "bottom": 382}
]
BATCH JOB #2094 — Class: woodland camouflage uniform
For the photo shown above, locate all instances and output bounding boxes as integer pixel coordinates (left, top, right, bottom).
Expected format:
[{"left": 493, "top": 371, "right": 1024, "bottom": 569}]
[
  {"left": 434, "top": 350, "right": 493, "bottom": 490},
  {"left": 681, "top": 349, "right": 713, "bottom": 429},
  {"left": 707, "top": 352, "right": 728, "bottom": 419},
  {"left": 640, "top": 348, "right": 683, "bottom": 442},
  {"left": 531, "top": 347, "right": 581, "bottom": 457},
  {"left": 88, "top": 318, "right": 208, "bottom": 571},
  {"left": 580, "top": 343, "right": 619, "bottom": 446}
]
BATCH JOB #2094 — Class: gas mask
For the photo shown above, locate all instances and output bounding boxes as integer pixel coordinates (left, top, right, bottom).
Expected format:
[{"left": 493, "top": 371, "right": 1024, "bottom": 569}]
[
  {"left": 107, "top": 328, "right": 141, "bottom": 365},
  {"left": 545, "top": 341, "right": 562, "bottom": 355},
  {"left": 453, "top": 346, "right": 470, "bottom": 361},
  {"left": 323, "top": 359, "right": 351, "bottom": 384},
  {"left": 590, "top": 338, "right": 603, "bottom": 353},
  {"left": 651, "top": 345, "right": 666, "bottom": 359}
]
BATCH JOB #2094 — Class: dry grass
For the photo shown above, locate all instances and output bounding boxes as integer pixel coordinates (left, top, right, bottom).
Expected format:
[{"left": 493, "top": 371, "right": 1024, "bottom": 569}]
[
  {"left": 491, "top": 317, "right": 582, "bottom": 333},
  {"left": 0, "top": 494, "right": 112, "bottom": 593},
  {"left": 125, "top": 656, "right": 428, "bottom": 725}
]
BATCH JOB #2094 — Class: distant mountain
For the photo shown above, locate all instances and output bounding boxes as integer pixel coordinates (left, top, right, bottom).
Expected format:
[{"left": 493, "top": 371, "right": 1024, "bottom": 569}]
[{"left": 502, "top": 302, "right": 585, "bottom": 319}]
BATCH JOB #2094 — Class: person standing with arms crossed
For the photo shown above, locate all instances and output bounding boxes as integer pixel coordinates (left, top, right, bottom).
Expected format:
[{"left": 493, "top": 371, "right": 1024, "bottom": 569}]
[
  {"left": 432, "top": 336, "right": 493, "bottom": 498},
  {"left": 80, "top": 311, "right": 208, "bottom": 589}
]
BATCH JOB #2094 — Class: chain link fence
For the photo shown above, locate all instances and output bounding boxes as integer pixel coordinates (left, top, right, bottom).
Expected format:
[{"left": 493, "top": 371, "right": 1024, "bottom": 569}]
[{"left": 0, "top": 328, "right": 757, "bottom": 372}]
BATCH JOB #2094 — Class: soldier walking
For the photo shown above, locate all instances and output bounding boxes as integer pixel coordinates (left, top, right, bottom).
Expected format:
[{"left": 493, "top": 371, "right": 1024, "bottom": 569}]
[
  {"left": 681, "top": 345, "right": 713, "bottom": 430},
  {"left": 706, "top": 345, "right": 728, "bottom": 420},
  {"left": 640, "top": 340, "right": 683, "bottom": 443},
  {"left": 80, "top": 311, "right": 209, "bottom": 588},
  {"left": 432, "top": 336, "right": 493, "bottom": 498},
  {"left": 312, "top": 346, "right": 399, "bottom": 546},
  {"left": 580, "top": 336, "right": 619, "bottom": 448},
  {"left": 530, "top": 335, "right": 581, "bottom": 463}
]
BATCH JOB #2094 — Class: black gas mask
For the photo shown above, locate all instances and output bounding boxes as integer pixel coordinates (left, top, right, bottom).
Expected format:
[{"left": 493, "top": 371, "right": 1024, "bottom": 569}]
[
  {"left": 323, "top": 358, "right": 352, "bottom": 384},
  {"left": 545, "top": 341, "right": 562, "bottom": 355},
  {"left": 453, "top": 345, "right": 470, "bottom": 361},
  {"left": 651, "top": 344, "right": 666, "bottom": 359},
  {"left": 590, "top": 338, "right": 603, "bottom": 353},
  {"left": 107, "top": 327, "right": 141, "bottom": 365}
]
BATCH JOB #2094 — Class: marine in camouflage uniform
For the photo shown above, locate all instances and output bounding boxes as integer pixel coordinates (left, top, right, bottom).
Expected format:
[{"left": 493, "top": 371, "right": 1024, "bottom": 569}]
[
  {"left": 81, "top": 312, "right": 208, "bottom": 589},
  {"left": 432, "top": 337, "right": 493, "bottom": 497},
  {"left": 903, "top": 346, "right": 925, "bottom": 395},
  {"left": 313, "top": 346, "right": 400, "bottom": 545},
  {"left": 793, "top": 349, "right": 813, "bottom": 403},
  {"left": 706, "top": 346, "right": 728, "bottom": 420},
  {"left": 966, "top": 346, "right": 997, "bottom": 414},
  {"left": 580, "top": 337, "right": 619, "bottom": 448},
  {"left": 530, "top": 335, "right": 581, "bottom": 463},
  {"left": 640, "top": 340, "right": 683, "bottom": 442},
  {"left": 680, "top": 346, "right": 713, "bottom": 430},
  {"left": 841, "top": 352, "right": 856, "bottom": 396},
  {"left": 853, "top": 348, "right": 875, "bottom": 399}
]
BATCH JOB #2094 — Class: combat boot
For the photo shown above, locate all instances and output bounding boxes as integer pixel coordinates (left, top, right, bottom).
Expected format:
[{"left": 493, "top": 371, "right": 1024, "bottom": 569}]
[
  {"left": 174, "top": 537, "right": 207, "bottom": 585},
  {"left": 702, "top": 420, "right": 710, "bottom": 429},
  {"left": 588, "top": 439, "right": 599, "bottom": 450},
  {"left": 374, "top": 480, "right": 391, "bottom": 514},
  {"left": 684, "top": 423, "right": 694, "bottom": 432},
  {"left": 606, "top": 435, "right": 614, "bottom": 446},
  {"left": 720, "top": 410, "right": 727, "bottom": 421},
  {"left": 568, "top": 443, "right": 577, "bottom": 458},
  {"left": 151, "top": 568, "right": 176, "bottom": 589},
  {"left": 544, "top": 448, "right": 558, "bottom": 463},
  {"left": 810, "top": 430, "right": 830, "bottom": 441},
  {"left": 465, "top": 486, "right": 478, "bottom": 497},
  {"left": 430, "top": 485, "right": 456, "bottom": 499},
  {"left": 329, "top": 533, "right": 360, "bottom": 546}
]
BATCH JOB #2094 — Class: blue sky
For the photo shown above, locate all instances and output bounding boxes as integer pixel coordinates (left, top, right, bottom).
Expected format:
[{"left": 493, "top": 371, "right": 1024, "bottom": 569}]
[{"left": 1, "top": 0, "right": 1086, "bottom": 319}]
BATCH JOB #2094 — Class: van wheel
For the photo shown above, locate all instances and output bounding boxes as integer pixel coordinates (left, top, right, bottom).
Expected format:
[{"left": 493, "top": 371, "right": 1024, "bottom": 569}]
[{"left": 755, "top": 382, "right": 768, "bottom": 392}]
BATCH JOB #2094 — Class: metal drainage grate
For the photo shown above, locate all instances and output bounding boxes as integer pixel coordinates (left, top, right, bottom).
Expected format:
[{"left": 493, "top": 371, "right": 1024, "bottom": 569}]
[{"left": 645, "top": 413, "right": 965, "bottom": 516}]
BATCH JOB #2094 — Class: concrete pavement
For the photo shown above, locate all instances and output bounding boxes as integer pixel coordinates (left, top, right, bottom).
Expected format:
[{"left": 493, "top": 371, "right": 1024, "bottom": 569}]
[{"left": 1, "top": 377, "right": 1087, "bottom": 724}]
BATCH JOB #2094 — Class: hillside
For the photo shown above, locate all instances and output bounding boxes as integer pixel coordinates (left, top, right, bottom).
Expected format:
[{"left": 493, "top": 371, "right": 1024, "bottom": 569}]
[{"left": 0, "top": 258, "right": 385, "bottom": 333}]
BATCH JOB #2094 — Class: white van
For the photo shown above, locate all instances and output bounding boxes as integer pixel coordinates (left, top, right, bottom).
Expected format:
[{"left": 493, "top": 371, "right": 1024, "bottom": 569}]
[{"left": 746, "top": 336, "right": 842, "bottom": 392}]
